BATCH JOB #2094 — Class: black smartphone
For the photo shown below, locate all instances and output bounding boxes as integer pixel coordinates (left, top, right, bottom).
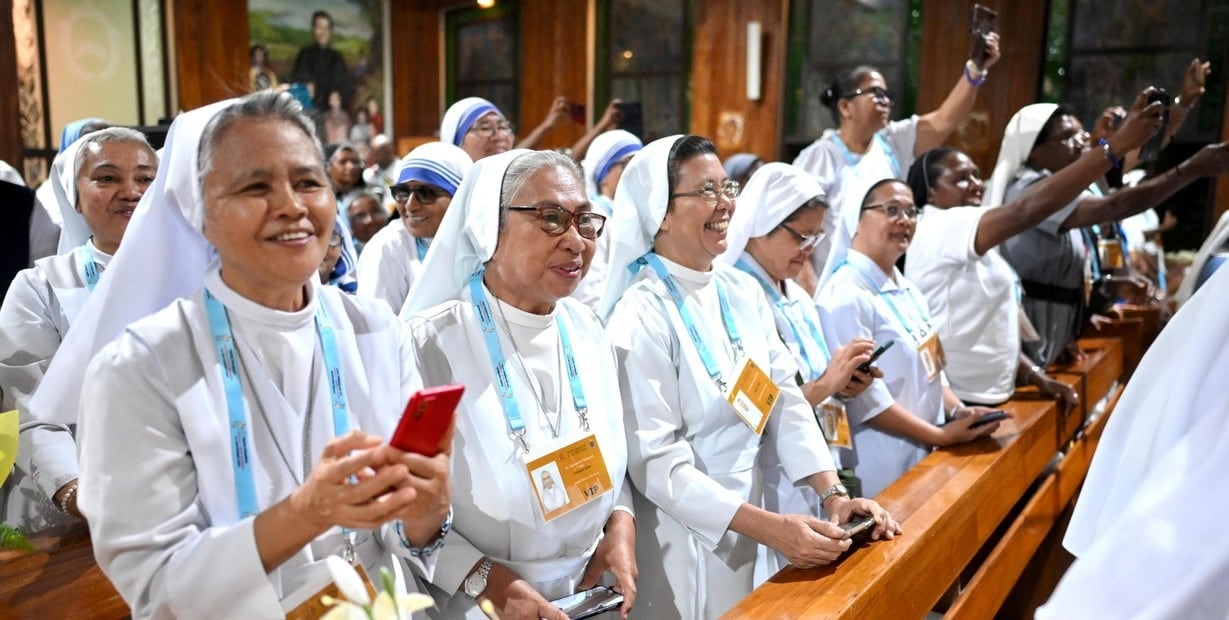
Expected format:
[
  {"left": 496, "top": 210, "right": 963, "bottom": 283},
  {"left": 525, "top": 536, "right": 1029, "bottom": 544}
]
[
  {"left": 617, "top": 101, "right": 644, "bottom": 140},
  {"left": 969, "top": 4, "right": 998, "bottom": 68},
  {"left": 857, "top": 340, "right": 895, "bottom": 374},
  {"left": 969, "top": 410, "right": 1008, "bottom": 429},
  {"left": 567, "top": 101, "right": 586, "bottom": 124},
  {"left": 841, "top": 515, "right": 876, "bottom": 540},
  {"left": 1138, "top": 88, "right": 1171, "bottom": 164},
  {"left": 550, "top": 585, "right": 624, "bottom": 620}
]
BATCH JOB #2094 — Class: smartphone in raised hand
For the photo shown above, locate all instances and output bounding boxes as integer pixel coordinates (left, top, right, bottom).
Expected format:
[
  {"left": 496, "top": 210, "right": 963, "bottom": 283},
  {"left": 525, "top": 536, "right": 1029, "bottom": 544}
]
[{"left": 389, "top": 384, "right": 464, "bottom": 456}]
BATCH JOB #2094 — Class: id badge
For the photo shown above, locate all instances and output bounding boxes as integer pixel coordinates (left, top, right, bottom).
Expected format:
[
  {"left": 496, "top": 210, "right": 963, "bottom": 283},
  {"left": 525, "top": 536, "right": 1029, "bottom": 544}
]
[
  {"left": 524, "top": 433, "right": 613, "bottom": 522},
  {"left": 817, "top": 397, "right": 852, "bottom": 449},
  {"left": 285, "top": 563, "right": 377, "bottom": 620},
  {"left": 725, "top": 356, "right": 781, "bottom": 435},
  {"left": 917, "top": 332, "right": 947, "bottom": 383}
]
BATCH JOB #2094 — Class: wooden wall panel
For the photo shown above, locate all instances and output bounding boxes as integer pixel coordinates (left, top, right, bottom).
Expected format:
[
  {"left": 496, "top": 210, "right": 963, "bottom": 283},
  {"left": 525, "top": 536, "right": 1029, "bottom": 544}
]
[
  {"left": 915, "top": 1, "right": 1049, "bottom": 174},
  {"left": 172, "top": 0, "right": 249, "bottom": 111},
  {"left": 0, "top": 0, "right": 22, "bottom": 167},
  {"left": 516, "top": 0, "right": 588, "bottom": 149},
  {"left": 690, "top": 0, "right": 789, "bottom": 161},
  {"left": 1217, "top": 93, "right": 1229, "bottom": 223},
  {"left": 391, "top": 0, "right": 447, "bottom": 142}
]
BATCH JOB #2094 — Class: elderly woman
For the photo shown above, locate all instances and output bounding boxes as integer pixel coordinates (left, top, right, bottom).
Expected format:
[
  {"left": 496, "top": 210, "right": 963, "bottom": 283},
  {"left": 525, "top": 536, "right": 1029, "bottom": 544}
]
[
  {"left": 817, "top": 179, "right": 1006, "bottom": 499},
  {"left": 345, "top": 187, "right": 388, "bottom": 249},
  {"left": 61, "top": 92, "right": 450, "bottom": 618},
  {"left": 440, "top": 97, "right": 516, "bottom": 162},
  {"left": 572, "top": 129, "right": 642, "bottom": 309},
  {"left": 401, "top": 149, "right": 634, "bottom": 619},
  {"left": 357, "top": 142, "right": 472, "bottom": 312},
  {"left": 716, "top": 162, "right": 882, "bottom": 577},
  {"left": 794, "top": 31, "right": 1000, "bottom": 290},
  {"left": 903, "top": 94, "right": 1161, "bottom": 406},
  {"left": 601, "top": 135, "right": 897, "bottom": 619},
  {"left": 986, "top": 93, "right": 1227, "bottom": 366},
  {"left": 0, "top": 128, "right": 156, "bottom": 533}
]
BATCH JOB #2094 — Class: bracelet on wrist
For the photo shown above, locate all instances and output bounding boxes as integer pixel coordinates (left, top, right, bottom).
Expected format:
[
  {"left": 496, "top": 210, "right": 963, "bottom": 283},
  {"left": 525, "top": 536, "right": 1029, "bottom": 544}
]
[
  {"left": 963, "top": 60, "right": 988, "bottom": 86},
  {"left": 1098, "top": 138, "right": 1124, "bottom": 169},
  {"left": 1174, "top": 95, "right": 1196, "bottom": 110},
  {"left": 396, "top": 508, "right": 453, "bottom": 558},
  {"left": 56, "top": 481, "right": 78, "bottom": 515}
]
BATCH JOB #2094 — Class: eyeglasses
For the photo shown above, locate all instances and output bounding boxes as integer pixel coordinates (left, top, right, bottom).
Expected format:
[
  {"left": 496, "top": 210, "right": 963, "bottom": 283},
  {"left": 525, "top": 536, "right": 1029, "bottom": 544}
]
[
  {"left": 669, "top": 180, "right": 741, "bottom": 206},
  {"left": 328, "top": 231, "right": 342, "bottom": 247},
  {"left": 391, "top": 184, "right": 448, "bottom": 205},
  {"left": 778, "top": 222, "right": 826, "bottom": 250},
  {"left": 507, "top": 204, "right": 606, "bottom": 239},
  {"left": 842, "top": 86, "right": 892, "bottom": 104},
  {"left": 468, "top": 121, "right": 515, "bottom": 138},
  {"left": 861, "top": 201, "right": 920, "bottom": 221}
]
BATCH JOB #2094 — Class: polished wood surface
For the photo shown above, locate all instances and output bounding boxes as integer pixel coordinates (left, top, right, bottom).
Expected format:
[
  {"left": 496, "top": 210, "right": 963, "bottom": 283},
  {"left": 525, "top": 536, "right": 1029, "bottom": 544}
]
[
  {"left": 172, "top": 0, "right": 249, "bottom": 112},
  {"left": 0, "top": 524, "right": 126, "bottom": 619},
  {"left": 0, "top": 2, "right": 23, "bottom": 167}
]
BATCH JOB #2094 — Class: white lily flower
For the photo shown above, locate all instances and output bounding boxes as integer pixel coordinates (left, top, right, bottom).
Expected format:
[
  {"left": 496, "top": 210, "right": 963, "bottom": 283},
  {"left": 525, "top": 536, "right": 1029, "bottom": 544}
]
[{"left": 325, "top": 555, "right": 372, "bottom": 607}]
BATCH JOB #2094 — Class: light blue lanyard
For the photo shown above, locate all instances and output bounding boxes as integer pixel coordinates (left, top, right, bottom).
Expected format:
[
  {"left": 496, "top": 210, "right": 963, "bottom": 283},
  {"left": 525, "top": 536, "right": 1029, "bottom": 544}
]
[
  {"left": 468, "top": 269, "right": 589, "bottom": 453},
  {"left": 80, "top": 244, "right": 100, "bottom": 292},
  {"left": 204, "top": 289, "right": 351, "bottom": 519},
  {"left": 1083, "top": 227, "right": 1103, "bottom": 280},
  {"left": 734, "top": 258, "right": 830, "bottom": 380},
  {"left": 830, "top": 132, "right": 902, "bottom": 179},
  {"left": 638, "top": 253, "right": 743, "bottom": 391},
  {"left": 839, "top": 260, "right": 932, "bottom": 344},
  {"left": 415, "top": 237, "right": 428, "bottom": 261}
]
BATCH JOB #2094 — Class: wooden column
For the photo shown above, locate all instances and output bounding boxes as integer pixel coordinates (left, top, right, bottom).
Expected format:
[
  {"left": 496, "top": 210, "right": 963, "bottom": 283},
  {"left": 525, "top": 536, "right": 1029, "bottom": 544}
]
[
  {"left": 171, "top": 0, "right": 249, "bottom": 112},
  {"left": 0, "top": 0, "right": 23, "bottom": 167},
  {"left": 690, "top": 0, "right": 789, "bottom": 161},
  {"left": 915, "top": 1, "right": 1049, "bottom": 173},
  {"left": 515, "top": 0, "right": 588, "bottom": 150},
  {"left": 390, "top": 0, "right": 446, "bottom": 142}
]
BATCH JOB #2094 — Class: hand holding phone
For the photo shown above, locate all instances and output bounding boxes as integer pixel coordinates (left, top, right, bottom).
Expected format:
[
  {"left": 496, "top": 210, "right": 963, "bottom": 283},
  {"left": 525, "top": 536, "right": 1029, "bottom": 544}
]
[
  {"left": 969, "top": 409, "right": 1009, "bottom": 429},
  {"left": 840, "top": 515, "right": 876, "bottom": 540},
  {"left": 550, "top": 585, "right": 625, "bottom": 620},
  {"left": 389, "top": 385, "right": 464, "bottom": 456},
  {"left": 1138, "top": 88, "right": 1171, "bottom": 163},
  {"left": 969, "top": 4, "right": 998, "bottom": 68},
  {"left": 857, "top": 340, "right": 895, "bottom": 374}
]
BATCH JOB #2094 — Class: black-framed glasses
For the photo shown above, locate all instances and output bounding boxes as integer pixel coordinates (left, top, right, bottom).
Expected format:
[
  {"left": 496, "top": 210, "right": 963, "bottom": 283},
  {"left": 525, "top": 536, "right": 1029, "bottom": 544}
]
[
  {"left": 391, "top": 184, "right": 448, "bottom": 205},
  {"left": 778, "top": 222, "right": 826, "bottom": 251},
  {"left": 506, "top": 204, "right": 606, "bottom": 239},
  {"left": 669, "top": 180, "right": 741, "bottom": 206},
  {"left": 861, "top": 201, "right": 920, "bottom": 221},
  {"left": 468, "top": 121, "right": 515, "bottom": 138},
  {"left": 842, "top": 86, "right": 892, "bottom": 104}
]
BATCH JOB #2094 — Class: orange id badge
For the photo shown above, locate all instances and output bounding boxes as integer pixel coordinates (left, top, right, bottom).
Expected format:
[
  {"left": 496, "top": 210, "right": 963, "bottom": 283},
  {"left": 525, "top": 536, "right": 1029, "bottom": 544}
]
[
  {"left": 817, "top": 397, "right": 852, "bottom": 449},
  {"left": 524, "top": 433, "right": 613, "bottom": 522},
  {"left": 917, "top": 332, "right": 947, "bottom": 382},
  {"left": 726, "top": 356, "right": 781, "bottom": 435}
]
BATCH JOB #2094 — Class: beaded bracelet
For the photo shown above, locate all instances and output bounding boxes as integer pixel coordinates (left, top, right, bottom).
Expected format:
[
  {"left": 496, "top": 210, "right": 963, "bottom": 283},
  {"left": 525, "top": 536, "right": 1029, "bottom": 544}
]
[
  {"left": 963, "top": 60, "right": 988, "bottom": 86},
  {"left": 396, "top": 509, "right": 453, "bottom": 558},
  {"left": 56, "top": 480, "right": 78, "bottom": 515},
  {"left": 1098, "top": 138, "right": 1123, "bottom": 169}
]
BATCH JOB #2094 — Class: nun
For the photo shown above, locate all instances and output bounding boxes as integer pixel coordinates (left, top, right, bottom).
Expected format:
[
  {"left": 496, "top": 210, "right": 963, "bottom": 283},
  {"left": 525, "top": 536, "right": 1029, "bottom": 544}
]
[
  {"left": 0, "top": 127, "right": 157, "bottom": 533},
  {"left": 356, "top": 142, "right": 472, "bottom": 312},
  {"left": 28, "top": 118, "right": 112, "bottom": 262},
  {"left": 572, "top": 129, "right": 642, "bottom": 309},
  {"left": 51, "top": 92, "right": 450, "bottom": 618},
  {"left": 439, "top": 97, "right": 515, "bottom": 162},
  {"left": 401, "top": 149, "right": 635, "bottom": 619},
  {"left": 600, "top": 135, "right": 896, "bottom": 619}
]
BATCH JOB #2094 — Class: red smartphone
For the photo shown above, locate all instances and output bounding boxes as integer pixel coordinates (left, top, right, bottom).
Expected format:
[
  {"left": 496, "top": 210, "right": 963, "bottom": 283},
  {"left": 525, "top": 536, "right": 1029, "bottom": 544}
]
[
  {"left": 567, "top": 102, "right": 586, "bottom": 124},
  {"left": 389, "top": 384, "right": 464, "bottom": 456}
]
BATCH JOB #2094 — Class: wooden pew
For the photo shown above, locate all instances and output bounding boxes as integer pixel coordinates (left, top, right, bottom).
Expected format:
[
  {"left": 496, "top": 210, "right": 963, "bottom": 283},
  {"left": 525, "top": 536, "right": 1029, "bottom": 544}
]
[
  {"left": 724, "top": 333, "right": 1132, "bottom": 619},
  {"left": 0, "top": 524, "right": 126, "bottom": 618}
]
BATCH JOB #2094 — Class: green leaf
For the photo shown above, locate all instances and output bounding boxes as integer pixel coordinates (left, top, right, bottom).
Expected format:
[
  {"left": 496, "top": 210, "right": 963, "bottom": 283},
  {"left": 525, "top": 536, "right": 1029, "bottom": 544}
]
[{"left": 0, "top": 524, "right": 34, "bottom": 552}]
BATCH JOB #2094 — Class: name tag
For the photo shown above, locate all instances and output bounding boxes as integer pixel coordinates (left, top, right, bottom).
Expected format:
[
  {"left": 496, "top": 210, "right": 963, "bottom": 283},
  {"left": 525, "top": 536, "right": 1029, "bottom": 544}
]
[
  {"left": 917, "top": 332, "right": 947, "bottom": 383},
  {"left": 726, "top": 356, "right": 780, "bottom": 435},
  {"left": 524, "top": 433, "right": 613, "bottom": 522},
  {"left": 817, "top": 397, "right": 852, "bottom": 449}
]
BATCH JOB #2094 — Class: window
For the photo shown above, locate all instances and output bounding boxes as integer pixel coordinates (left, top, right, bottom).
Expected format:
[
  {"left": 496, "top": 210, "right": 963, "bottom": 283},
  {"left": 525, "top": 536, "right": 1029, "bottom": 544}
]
[
  {"left": 595, "top": 0, "right": 691, "bottom": 142},
  {"left": 445, "top": 2, "right": 520, "bottom": 125},
  {"left": 782, "top": 0, "right": 919, "bottom": 160}
]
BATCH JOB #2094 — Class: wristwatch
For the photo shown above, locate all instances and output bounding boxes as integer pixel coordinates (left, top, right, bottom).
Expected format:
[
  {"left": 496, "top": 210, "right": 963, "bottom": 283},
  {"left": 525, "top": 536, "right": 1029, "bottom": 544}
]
[
  {"left": 818, "top": 482, "right": 849, "bottom": 508},
  {"left": 463, "top": 557, "right": 494, "bottom": 600}
]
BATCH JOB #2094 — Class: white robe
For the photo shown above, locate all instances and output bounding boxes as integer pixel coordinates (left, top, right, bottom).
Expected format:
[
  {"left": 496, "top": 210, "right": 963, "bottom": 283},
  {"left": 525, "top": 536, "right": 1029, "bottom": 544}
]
[
  {"left": 606, "top": 256, "right": 834, "bottom": 620},
  {"left": 817, "top": 250, "right": 946, "bottom": 499},
  {"left": 356, "top": 222, "right": 427, "bottom": 312},
  {"left": 0, "top": 242, "right": 110, "bottom": 532},
  {"left": 405, "top": 287, "right": 631, "bottom": 618},
  {"left": 76, "top": 268, "right": 433, "bottom": 619}
]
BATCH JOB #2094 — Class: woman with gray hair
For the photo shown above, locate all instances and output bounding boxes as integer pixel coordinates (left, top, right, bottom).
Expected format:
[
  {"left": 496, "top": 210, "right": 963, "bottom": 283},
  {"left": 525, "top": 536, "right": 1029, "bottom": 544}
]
[
  {"left": 401, "top": 150, "right": 635, "bottom": 619},
  {"left": 51, "top": 91, "right": 450, "bottom": 617},
  {"left": 0, "top": 127, "right": 156, "bottom": 533}
]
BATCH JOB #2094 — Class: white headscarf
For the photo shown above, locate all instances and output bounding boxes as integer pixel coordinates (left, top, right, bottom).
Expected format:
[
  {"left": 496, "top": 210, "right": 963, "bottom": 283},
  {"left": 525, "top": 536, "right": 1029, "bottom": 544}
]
[
  {"left": 394, "top": 141, "right": 473, "bottom": 196},
  {"left": 597, "top": 134, "right": 684, "bottom": 319},
  {"left": 30, "top": 98, "right": 237, "bottom": 424},
  {"left": 400, "top": 149, "right": 530, "bottom": 317},
  {"left": 718, "top": 162, "right": 826, "bottom": 265},
  {"left": 439, "top": 97, "right": 501, "bottom": 147},
  {"left": 580, "top": 129, "right": 642, "bottom": 200},
  {"left": 984, "top": 103, "right": 1059, "bottom": 208},
  {"left": 31, "top": 140, "right": 86, "bottom": 254},
  {"left": 0, "top": 160, "right": 23, "bottom": 186}
]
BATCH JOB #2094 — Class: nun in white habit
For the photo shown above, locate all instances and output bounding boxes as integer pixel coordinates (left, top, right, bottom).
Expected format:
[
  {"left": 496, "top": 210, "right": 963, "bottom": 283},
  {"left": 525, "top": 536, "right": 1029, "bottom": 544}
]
[
  {"left": 49, "top": 92, "right": 451, "bottom": 618},
  {"left": 0, "top": 128, "right": 156, "bottom": 533},
  {"left": 1038, "top": 265, "right": 1229, "bottom": 617},
  {"left": 357, "top": 141, "right": 472, "bottom": 312},
  {"left": 401, "top": 149, "right": 634, "bottom": 619},
  {"left": 572, "top": 129, "right": 642, "bottom": 310},
  {"left": 600, "top": 135, "right": 895, "bottom": 620},
  {"left": 439, "top": 97, "right": 514, "bottom": 162}
]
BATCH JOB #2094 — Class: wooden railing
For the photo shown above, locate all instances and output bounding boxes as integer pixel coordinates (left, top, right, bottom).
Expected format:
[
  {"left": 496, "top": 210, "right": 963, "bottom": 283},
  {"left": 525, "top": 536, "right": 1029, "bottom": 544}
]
[{"left": 725, "top": 311, "right": 1158, "bottom": 619}]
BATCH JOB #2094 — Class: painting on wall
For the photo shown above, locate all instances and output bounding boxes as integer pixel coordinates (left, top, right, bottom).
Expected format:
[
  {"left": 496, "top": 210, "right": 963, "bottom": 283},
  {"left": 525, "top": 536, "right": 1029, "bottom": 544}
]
[{"left": 248, "top": 0, "right": 389, "bottom": 144}]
